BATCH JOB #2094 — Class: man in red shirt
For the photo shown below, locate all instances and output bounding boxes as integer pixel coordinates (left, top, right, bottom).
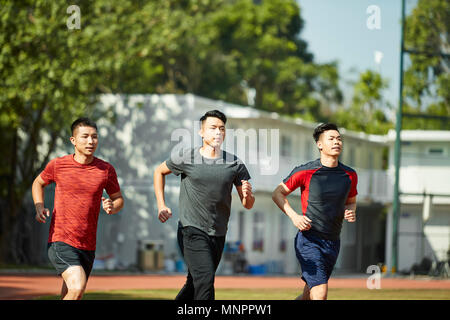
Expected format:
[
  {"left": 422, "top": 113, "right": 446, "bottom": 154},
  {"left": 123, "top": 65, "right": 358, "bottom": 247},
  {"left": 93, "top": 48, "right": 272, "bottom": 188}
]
[{"left": 32, "top": 118, "right": 124, "bottom": 300}]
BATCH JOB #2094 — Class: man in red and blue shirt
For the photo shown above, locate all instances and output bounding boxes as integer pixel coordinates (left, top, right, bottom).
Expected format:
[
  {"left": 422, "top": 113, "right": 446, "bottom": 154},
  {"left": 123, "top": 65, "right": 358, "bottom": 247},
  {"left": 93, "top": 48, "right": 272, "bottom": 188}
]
[{"left": 272, "top": 123, "right": 357, "bottom": 300}]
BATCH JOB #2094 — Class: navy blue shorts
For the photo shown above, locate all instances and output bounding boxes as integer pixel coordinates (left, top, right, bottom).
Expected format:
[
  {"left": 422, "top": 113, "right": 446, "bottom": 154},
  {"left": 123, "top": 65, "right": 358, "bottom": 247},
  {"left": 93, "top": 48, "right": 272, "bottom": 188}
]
[{"left": 294, "top": 231, "right": 340, "bottom": 288}]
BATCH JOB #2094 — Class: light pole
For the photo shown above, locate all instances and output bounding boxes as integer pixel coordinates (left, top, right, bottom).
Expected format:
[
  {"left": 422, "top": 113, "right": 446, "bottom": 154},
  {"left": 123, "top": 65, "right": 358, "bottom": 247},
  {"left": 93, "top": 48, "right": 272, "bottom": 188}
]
[{"left": 391, "top": 0, "right": 406, "bottom": 274}]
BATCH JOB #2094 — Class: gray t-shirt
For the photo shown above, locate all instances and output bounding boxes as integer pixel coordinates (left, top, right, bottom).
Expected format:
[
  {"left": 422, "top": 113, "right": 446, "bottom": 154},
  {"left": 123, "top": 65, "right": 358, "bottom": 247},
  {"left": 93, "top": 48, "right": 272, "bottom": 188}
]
[{"left": 166, "top": 147, "right": 251, "bottom": 236}]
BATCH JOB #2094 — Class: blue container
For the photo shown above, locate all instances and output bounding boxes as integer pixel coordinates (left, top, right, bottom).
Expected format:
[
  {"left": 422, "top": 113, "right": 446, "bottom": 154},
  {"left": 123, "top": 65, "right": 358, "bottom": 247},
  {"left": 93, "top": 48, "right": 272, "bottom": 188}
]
[
  {"left": 248, "top": 264, "right": 267, "bottom": 275},
  {"left": 176, "top": 259, "right": 186, "bottom": 272}
]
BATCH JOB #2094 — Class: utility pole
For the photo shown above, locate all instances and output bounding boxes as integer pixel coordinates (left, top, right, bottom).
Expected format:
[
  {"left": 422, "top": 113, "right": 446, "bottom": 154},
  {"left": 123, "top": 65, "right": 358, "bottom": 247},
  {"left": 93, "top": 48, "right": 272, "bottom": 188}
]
[{"left": 391, "top": 0, "right": 406, "bottom": 274}]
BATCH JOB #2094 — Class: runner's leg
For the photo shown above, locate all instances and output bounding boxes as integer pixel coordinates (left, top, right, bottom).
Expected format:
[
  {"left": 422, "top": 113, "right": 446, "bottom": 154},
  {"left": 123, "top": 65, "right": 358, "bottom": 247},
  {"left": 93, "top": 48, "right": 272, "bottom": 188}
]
[
  {"left": 295, "top": 283, "right": 310, "bottom": 300},
  {"left": 60, "top": 281, "right": 68, "bottom": 299},
  {"left": 61, "top": 265, "right": 87, "bottom": 300},
  {"left": 309, "top": 283, "right": 328, "bottom": 300}
]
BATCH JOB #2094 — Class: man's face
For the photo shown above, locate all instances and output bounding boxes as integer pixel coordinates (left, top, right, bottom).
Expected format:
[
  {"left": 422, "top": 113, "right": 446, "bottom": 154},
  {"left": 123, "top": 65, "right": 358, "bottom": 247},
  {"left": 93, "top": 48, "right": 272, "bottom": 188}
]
[
  {"left": 70, "top": 125, "right": 98, "bottom": 156},
  {"left": 199, "top": 117, "right": 226, "bottom": 148},
  {"left": 316, "top": 129, "right": 342, "bottom": 156}
]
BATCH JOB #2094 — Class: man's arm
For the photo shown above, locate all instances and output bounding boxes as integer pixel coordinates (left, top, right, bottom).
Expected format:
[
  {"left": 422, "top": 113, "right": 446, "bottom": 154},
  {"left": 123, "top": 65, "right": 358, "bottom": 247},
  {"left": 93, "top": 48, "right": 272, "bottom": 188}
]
[
  {"left": 153, "top": 161, "right": 173, "bottom": 223},
  {"left": 272, "top": 183, "right": 311, "bottom": 231},
  {"left": 344, "top": 196, "right": 357, "bottom": 222},
  {"left": 102, "top": 191, "right": 124, "bottom": 215},
  {"left": 32, "top": 175, "right": 51, "bottom": 223},
  {"left": 236, "top": 180, "right": 255, "bottom": 210}
]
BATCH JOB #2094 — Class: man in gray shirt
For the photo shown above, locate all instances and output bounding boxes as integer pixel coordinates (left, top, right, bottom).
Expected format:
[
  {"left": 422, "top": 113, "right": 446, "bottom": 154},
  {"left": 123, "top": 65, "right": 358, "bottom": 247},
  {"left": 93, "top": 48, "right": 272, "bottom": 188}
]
[{"left": 153, "top": 110, "right": 255, "bottom": 300}]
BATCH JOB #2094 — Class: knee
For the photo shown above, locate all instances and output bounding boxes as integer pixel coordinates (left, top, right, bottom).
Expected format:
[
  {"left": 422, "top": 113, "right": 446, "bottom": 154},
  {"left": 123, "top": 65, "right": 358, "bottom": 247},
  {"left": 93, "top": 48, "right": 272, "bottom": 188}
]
[
  {"left": 196, "top": 272, "right": 215, "bottom": 287},
  {"left": 66, "top": 287, "right": 85, "bottom": 300}
]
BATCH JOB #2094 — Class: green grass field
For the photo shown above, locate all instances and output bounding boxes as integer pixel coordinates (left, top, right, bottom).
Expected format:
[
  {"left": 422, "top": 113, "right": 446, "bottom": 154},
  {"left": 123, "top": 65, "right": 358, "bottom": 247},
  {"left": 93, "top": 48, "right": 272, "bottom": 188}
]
[{"left": 37, "top": 288, "right": 450, "bottom": 300}]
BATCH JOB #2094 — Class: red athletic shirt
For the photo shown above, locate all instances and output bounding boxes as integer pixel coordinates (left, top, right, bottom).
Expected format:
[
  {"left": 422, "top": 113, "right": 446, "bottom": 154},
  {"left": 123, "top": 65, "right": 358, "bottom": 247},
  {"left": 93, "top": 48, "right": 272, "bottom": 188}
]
[{"left": 40, "top": 154, "right": 120, "bottom": 250}]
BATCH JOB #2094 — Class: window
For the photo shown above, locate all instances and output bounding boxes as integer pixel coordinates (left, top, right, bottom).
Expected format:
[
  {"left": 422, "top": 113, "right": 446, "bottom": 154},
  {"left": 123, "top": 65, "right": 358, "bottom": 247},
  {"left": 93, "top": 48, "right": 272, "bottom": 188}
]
[
  {"left": 281, "top": 135, "right": 292, "bottom": 157},
  {"left": 238, "top": 211, "right": 245, "bottom": 242},
  {"left": 427, "top": 147, "right": 445, "bottom": 156},
  {"left": 279, "top": 215, "right": 288, "bottom": 252},
  {"left": 304, "top": 138, "right": 313, "bottom": 159},
  {"left": 349, "top": 147, "right": 355, "bottom": 166},
  {"left": 252, "top": 212, "right": 265, "bottom": 252}
]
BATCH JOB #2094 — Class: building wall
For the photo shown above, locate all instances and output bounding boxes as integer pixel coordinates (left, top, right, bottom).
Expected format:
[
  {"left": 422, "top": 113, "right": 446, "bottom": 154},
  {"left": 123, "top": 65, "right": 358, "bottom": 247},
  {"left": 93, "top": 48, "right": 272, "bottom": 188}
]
[
  {"left": 388, "top": 139, "right": 450, "bottom": 195},
  {"left": 386, "top": 134, "right": 450, "bottom": 273},
  {"left": 93, "top": 94, "right": 390, "bottom": 273},
  {"left": 38, "top": 94, "right": 390, "bottom": 274},
  {"left": 395, "top": 203, "right": 450, "bottom": 273},
  {"left": 227, "top": 191, "right": 300, "bottom": 274}
]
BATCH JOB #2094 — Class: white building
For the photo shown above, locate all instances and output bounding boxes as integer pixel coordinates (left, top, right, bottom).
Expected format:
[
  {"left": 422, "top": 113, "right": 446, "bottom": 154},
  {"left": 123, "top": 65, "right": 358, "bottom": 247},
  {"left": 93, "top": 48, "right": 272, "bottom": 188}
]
[
  {"left": 222, "top": 104, "right": 389, "bottom": 274},
  {"left": 385, "top": 130, "right": 450, "bottom": 273},
  {"left": 38, "top": 94, "right": 449, "bottom": 275},
  {"left": 89, "top": 93, "right": 389, "bottom": 274}
]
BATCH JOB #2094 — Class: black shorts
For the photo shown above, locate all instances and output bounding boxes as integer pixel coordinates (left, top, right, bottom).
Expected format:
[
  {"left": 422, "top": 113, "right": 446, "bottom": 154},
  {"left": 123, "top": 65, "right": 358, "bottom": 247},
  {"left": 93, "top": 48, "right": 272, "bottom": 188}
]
[{"left": 47, "top": 241, "right": 95, "bottom": 278}]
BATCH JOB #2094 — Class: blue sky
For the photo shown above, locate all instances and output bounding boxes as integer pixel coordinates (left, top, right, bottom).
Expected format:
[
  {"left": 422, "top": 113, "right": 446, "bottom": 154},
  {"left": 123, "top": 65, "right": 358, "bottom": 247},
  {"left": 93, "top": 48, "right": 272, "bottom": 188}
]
[{"left": 297, "top": 0, "right": 416, "bottom": 117}]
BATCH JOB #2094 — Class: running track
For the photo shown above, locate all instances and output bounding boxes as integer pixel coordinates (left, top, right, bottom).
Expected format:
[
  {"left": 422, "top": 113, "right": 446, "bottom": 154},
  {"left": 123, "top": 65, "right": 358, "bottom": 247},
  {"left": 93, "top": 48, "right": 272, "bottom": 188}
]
[{"left": 1, "top": 273, "right": 449, "bottom": 300}]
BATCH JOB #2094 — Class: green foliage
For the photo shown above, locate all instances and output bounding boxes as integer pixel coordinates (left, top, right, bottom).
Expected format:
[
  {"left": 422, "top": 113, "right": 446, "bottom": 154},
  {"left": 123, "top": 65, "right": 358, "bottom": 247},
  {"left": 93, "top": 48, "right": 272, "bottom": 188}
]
[
  {"left": 0, "top": 0, "right": 139, "bottom": 188},
  {"left": 3, "top": 0, "right": 448, "bottom": 263},
  {"left": 403, "top": 0, "right": 449, "bottom": 129},
  {"left": 335, "top": 70, "right": 393, "bottom": 135},
  {"left": 111, "top": 0, "right": 342, "bottom": 120},
  {"left": 335, "top": 0, "right": 449, "bottom": 134},
  {"left": 0, "top": 0, "right": 340, "bottom": 264},
  {"left": 0, "top": 0, "right": 139, "bottom": 263}
]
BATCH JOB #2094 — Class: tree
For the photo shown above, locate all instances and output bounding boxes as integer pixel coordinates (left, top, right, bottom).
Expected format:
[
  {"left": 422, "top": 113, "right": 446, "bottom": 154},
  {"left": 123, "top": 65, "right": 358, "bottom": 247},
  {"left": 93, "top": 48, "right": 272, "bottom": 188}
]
[
  {"left": 0, "top": 0, "right": 341, "bottom": 264},
  {"left": 111, "top": 0, "right": 342, "bottom": 119},
  {"left": 335, "top": 70, "right": 393, "bottom": 135},
  {"left": 0, "top": 0, "right": 141, "bottom": 263},
  {"left": 403, "top": 0, "right": 449, "bottom": 130}
]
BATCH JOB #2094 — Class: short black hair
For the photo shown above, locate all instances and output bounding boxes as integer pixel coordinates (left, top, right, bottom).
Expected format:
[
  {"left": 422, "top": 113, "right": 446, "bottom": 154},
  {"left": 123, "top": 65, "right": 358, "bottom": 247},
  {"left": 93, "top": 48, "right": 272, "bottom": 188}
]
[
  {"left": 71, "top": 117, "right": 98, "bottom": 136},
  {"left": 313, "top": 123, "right": 339, "bottom": 142},
  {"left": 200, "top": 110, "right": 227, "bottom": 125}
]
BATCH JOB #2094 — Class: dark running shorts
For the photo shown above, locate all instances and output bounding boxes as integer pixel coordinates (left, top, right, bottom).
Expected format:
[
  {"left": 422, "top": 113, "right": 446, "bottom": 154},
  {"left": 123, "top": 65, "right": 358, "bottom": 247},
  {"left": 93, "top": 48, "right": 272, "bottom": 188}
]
[
  {"left": 47, "top": 241, "right": 95, "bottom": 277},
  {"left": 294, "top": 231, "right": 340, "bottom": 289}
]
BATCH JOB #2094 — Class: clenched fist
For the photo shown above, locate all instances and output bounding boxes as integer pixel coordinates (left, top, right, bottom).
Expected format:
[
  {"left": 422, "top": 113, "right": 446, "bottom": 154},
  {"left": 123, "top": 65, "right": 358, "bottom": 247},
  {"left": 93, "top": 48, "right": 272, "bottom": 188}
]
[
  {"left": 35, "top": 203, "right": 50, "bottom": 223},
  {"left": 102, "top": 197, "right": 114, "bottom": 214},
  {"left": 291, "top": 214, "right": 312, "bottom": 231},
  {"left": 158, "top": 206, "right": 172, "bottom": 223},
  {"left": 344, "top": 209, "right": 356, "bottom": 222},
  {"left": 241, "top": 180, "right": 253, "bottom": 198}
]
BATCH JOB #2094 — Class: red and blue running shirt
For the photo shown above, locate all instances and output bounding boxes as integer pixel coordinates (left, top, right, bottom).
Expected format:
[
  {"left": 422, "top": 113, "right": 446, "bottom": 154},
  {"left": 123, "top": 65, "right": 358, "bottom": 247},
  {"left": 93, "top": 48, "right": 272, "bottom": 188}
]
[
  {"left": 283, "top": 159, "right": 358, "bottom": 240},
  {"left": 40, "top": 154, "right": 120, "bottom": 251}
]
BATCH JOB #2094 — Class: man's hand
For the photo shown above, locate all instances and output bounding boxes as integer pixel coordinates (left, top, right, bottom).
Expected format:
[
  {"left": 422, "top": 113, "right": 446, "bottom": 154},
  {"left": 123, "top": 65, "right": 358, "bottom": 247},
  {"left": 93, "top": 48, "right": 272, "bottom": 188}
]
[
  {"left": 35, "top": 203, "right": 50, "bottom": 223},
  {"left": 344, "top": 196, "right": 357, "bottom": 223},
  {"left": 344, "top": 209, "right": 356, "bottom": 222},
  {"left": 102, "top": 197, "right": 114, "bottom": 214},
  {"left": 158, "top": 206, "right": 172, "bottom": 223},
  {"left": 241, "top": 180, "right": 253, "bottom": 199},
  {"left": 291, "top": 214, "right": 312, "bottom": 231},
  {"left": 32, "top": 175, "right": 50, "bottom": 223},
  {"left": 239, "top": 180, "right": 255, "bottom": 209}
]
